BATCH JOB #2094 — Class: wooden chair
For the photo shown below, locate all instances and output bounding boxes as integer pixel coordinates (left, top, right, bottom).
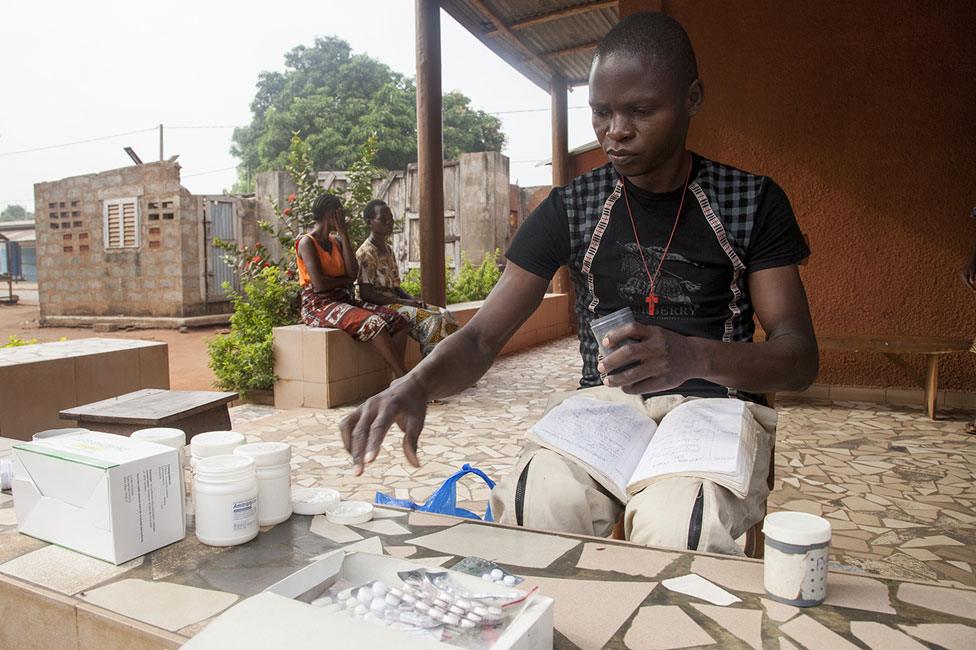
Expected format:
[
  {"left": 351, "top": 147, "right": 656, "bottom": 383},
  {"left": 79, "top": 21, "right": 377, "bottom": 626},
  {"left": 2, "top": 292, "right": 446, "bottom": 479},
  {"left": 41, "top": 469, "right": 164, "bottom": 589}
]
[{"left": 611, "top": 443, "right": 775, "bottom": 560}]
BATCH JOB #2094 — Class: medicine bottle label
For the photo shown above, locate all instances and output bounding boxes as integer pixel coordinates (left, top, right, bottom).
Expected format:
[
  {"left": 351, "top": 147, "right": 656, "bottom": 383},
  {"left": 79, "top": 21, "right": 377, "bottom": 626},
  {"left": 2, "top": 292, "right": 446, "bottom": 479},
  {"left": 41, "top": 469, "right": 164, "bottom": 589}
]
[{"left": 232, "top": 496, "right": 257, "bottom": 531}]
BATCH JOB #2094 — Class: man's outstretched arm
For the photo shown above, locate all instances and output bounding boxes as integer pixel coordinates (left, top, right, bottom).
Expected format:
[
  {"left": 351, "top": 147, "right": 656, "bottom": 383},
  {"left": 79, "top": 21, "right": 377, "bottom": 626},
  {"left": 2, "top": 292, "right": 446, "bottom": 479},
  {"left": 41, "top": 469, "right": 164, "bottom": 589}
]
[
  {"left": 601, "top": 264, "right": 818, "bottom": 394},
  {"left": 340, "top": 262, "right": 551, "bottom": 474}
]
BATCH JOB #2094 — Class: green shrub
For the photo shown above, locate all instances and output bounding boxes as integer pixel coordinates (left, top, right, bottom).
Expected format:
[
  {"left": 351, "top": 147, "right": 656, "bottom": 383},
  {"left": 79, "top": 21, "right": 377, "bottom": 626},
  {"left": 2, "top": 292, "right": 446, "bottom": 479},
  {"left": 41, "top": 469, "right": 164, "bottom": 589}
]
[
  {"left": 400, "top": 250, "right": 502, "bottom": 305},
  {"left": 2, "top": 335, "right": 37, "bottom": 348},
  {"left": 208, "top": 266, "right": 300, "bottom": 395}
]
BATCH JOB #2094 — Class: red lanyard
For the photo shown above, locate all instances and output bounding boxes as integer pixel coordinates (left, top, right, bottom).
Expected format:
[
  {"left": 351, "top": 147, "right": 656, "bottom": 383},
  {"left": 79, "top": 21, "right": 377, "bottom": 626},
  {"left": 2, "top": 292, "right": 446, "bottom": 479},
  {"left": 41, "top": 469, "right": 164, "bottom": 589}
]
[{"left": 621, "top": 156, "right": 693, "bottom": 316}]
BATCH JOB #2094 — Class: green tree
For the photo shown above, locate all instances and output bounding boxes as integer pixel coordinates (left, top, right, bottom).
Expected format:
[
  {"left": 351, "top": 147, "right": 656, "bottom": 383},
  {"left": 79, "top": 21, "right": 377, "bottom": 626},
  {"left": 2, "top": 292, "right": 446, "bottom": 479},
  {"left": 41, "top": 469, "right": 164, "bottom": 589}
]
[
  {"left": 231, "top": 37, "right": 505, "bottom": 186},
  {"left": 0, "top": 205, "right": 33, "bottom": 222}
]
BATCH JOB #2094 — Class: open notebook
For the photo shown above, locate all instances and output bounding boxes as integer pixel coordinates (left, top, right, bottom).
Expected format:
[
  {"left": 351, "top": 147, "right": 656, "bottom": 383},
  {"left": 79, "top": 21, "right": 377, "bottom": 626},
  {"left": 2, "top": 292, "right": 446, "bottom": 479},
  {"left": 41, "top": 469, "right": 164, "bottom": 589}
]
[{"left": 528, "top": 395, "right": 756, "bottom": 504}]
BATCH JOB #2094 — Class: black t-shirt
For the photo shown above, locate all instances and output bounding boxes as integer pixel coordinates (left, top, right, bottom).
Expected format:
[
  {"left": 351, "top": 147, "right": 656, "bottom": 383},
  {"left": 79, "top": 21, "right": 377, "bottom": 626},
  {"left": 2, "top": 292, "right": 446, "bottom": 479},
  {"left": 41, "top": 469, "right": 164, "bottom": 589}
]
[{"left": 506, "top": 154, "right": 810, "bottom": 397}]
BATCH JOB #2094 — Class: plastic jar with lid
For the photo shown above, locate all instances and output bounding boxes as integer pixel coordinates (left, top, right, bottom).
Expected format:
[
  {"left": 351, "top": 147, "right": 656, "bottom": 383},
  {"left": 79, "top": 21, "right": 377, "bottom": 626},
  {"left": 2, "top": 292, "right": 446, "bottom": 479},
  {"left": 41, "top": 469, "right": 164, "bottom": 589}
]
[
  {"left": 131, "top": 428, "right": 186, "bottom": 465},
  {"left": 193, "top": 455, "right": 259, "bottom": 546},
  {"left": 189, "top": 431, "right": 245, "bottom": 471},
  {"left": 234, "top": 442, "right": 292, "bottom": 526}
]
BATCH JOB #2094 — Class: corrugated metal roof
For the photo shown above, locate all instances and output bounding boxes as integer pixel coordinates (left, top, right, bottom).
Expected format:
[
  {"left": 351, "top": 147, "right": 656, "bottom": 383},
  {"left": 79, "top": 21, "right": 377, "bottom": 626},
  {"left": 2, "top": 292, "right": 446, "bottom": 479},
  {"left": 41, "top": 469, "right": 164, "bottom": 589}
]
[{"left": 441, "top": 0, "right": 618, "bottom": 90}]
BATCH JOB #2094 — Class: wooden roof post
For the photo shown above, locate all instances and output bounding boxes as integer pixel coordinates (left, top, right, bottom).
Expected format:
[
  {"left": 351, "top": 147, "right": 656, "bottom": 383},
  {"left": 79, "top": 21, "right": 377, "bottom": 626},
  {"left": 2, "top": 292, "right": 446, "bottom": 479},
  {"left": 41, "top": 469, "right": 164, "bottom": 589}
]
[
  {"left": 416, "top": 0, "right": 447, "bottom": 306},
  {"left": 551, "top": 72, "right": 572, "bottom": 296}
]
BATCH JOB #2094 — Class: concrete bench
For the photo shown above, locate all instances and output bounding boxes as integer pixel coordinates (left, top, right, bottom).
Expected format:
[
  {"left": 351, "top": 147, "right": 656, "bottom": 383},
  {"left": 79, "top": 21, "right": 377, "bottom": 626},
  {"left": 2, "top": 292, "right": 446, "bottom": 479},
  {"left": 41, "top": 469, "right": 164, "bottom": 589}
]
[
  {"left": 0, "top": 338, "right": 169, "bottom": 440},
  {"left": 273, "top": 293, "right": 572, "bottom": 409}
]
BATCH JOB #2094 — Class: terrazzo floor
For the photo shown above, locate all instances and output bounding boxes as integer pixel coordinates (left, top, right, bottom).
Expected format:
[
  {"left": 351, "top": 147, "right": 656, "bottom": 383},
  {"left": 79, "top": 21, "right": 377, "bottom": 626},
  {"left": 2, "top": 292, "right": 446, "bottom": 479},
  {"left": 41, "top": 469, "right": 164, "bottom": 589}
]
[{"left": 230, "top": 336, "right": 976, "bottom": 589}]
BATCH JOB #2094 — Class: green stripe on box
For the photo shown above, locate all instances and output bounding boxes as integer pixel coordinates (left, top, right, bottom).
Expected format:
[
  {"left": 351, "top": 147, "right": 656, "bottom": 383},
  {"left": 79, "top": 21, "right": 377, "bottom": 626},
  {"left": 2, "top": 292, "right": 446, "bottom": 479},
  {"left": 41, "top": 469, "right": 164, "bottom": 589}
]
[{"left": 13, "top": 442, "right": 118, "bottom": 470}]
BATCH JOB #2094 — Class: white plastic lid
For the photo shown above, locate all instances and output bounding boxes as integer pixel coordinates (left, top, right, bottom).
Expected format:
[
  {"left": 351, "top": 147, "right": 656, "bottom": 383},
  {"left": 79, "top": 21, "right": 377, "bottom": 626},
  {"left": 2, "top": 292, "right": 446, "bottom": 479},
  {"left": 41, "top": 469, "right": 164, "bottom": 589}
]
[
  {"left": 131, "top": 427, "right": 186, "bottom": 449},
  {"left": 763, "top": 511, "right": 832, "bottom": 546},
  {"left": 191, "top": 431, "right": 245, "bottom": 459},
  {"left": 194, "top": 454, "right": 256, "bottom": 482},
  {"left": 32, "top": 427, "right": 88, "bottom": 441},
  {"left": 291, "top": 487, "right": 341, "bottom": 515},
  {"left": 326, "top": 500, "right": 373, "bottom": 525},
  {"left": 234, "top": 441, "right": 291, "bottom": 466}
]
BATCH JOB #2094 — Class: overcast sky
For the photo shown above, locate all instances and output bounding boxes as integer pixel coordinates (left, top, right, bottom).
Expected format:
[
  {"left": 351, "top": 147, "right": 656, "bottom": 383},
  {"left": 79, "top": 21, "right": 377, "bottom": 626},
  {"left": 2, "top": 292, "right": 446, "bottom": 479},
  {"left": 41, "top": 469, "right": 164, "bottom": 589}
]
[{"left": 0, "top": 0, "right": 597, "bottom": 213}]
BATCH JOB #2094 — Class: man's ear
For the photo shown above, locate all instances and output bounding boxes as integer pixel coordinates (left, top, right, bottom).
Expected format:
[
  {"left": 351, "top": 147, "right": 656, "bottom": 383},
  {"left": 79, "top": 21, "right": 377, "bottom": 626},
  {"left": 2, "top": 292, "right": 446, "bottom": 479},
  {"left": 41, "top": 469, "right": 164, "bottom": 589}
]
[{"left": 686, "top": 79, "right": 704, "bottom": 117}]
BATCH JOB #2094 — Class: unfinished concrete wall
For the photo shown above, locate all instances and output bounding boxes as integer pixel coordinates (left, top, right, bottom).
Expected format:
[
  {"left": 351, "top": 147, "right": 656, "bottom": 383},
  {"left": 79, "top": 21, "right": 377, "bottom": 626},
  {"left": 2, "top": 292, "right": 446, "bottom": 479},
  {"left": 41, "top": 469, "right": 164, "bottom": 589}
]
[
  {"left": 458, "top": 152, "right": 510, "bottom": 266},
  {"left": 34, "top": 162, "right": 194, "bottom": 319}
]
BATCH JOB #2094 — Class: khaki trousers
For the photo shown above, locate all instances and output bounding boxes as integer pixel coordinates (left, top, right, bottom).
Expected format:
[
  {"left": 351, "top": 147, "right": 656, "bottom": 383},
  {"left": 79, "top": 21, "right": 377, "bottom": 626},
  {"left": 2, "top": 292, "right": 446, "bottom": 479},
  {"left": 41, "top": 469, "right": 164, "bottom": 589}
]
[{"left": 489, "top": 387, "right": 778, "bottom": 556}]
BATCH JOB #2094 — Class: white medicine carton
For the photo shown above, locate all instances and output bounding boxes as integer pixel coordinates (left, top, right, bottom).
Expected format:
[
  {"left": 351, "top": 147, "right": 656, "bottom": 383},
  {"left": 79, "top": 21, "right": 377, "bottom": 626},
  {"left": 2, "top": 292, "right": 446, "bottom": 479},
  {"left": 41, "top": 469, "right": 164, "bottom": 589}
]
[
  {"left": 183, "top": 550, "right": 554, "bottom": 650},
  {"left": 11, "top": 431, "right": 185, "bottom": 564}
]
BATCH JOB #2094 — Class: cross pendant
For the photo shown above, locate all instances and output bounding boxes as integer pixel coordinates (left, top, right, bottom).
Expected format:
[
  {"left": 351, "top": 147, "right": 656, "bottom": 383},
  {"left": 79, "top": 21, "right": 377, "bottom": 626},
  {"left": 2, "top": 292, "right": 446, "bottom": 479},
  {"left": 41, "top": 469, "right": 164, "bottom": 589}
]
[{"left": 646, "top": 292, "right": 659, "bottom": 316}]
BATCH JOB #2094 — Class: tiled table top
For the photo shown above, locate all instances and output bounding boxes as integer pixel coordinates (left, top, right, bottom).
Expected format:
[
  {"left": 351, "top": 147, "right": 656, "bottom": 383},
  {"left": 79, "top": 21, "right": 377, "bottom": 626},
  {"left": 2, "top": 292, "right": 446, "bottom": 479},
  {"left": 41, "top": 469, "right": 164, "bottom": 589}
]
[{"left": 0, "top": 500, "right": 974, "bottom": 649}]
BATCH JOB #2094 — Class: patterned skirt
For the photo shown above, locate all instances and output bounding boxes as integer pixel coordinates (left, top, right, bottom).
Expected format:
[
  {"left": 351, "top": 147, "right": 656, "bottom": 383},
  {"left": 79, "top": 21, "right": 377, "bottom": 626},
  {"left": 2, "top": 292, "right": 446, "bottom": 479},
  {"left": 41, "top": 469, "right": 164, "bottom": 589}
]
[
  {"left": 389, "top": 303, "right": 460, "bottom": 357},
  {"left": 300, "top": 288, "right": 408, "bottom": 342}
]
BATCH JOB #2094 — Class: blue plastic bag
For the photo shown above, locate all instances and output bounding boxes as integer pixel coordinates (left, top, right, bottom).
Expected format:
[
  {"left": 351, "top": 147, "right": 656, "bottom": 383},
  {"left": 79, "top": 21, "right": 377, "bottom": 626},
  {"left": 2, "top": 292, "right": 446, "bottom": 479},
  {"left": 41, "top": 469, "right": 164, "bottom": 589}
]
[{"left": 375, "top": 464, "right": 495, "bottom": 522}]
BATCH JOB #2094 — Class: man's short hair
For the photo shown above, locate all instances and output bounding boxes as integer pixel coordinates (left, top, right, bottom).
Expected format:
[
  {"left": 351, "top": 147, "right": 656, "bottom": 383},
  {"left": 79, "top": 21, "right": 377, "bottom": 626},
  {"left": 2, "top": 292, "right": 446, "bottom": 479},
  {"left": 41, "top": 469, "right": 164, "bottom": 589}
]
[
  {"left": 363, "top": 199, "right": 387, "bottom": 223},
  {"left": 593, "top": 12, "right": 699, "bottom": 87}
]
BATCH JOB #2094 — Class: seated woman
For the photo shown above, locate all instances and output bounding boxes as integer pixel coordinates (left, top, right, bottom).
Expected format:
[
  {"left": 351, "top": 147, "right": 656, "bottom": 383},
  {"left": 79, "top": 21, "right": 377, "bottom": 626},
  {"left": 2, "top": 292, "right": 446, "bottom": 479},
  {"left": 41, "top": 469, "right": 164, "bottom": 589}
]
[
  {"left": 356, "top": 199, "right": 459, "bottom": 357},
  {"left": 297, "top": 193, "right": 409, "bottom": 378}
]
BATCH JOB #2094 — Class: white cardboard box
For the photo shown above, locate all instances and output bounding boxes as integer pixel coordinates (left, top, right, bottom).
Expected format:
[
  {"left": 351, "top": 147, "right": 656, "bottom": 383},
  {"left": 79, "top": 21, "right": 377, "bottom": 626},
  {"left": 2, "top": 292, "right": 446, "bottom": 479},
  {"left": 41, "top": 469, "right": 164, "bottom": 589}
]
[
  {"left": 11, "top": 431, "right": 185, "bottom": 564},
  {"left": 184, "top": 551, "right": 554, "bottom": 650}
]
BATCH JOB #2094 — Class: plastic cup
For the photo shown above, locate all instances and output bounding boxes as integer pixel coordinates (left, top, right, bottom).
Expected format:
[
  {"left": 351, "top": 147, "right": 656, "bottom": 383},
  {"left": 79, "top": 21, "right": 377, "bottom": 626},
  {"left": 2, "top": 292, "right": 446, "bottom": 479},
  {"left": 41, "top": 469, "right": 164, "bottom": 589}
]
[
  {"left": 590, "top": 307, "right": 639, "bottom": 374},
  {"left": 763, "top": 511, "right": 832, "bottom": 606}
]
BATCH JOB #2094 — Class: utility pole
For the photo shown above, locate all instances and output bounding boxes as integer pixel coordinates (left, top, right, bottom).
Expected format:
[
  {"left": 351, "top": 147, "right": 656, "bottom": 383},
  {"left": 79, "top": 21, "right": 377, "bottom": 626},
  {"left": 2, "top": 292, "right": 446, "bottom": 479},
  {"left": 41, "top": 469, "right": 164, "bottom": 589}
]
[{"left": 158, "top": 124, "right": 164, "bottom": 162}]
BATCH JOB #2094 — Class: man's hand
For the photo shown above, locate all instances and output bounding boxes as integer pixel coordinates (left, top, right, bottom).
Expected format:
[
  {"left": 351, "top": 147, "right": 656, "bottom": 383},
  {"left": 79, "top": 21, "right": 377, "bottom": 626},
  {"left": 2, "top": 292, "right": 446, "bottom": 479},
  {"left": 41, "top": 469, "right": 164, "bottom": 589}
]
[
  {"left": 339, "top": 374, "right": 430, "bottom": 475},
  {"left": 597, "top": 323, "right": 702, "bottom": 395}
]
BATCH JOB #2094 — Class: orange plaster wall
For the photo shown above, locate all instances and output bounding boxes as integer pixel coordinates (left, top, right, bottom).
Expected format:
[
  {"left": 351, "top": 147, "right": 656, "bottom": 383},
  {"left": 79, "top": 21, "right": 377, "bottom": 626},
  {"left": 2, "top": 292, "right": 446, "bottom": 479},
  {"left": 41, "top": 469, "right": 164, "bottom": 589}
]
[{"left": 577, "top": 0, "right": 976, "bottom": 392}]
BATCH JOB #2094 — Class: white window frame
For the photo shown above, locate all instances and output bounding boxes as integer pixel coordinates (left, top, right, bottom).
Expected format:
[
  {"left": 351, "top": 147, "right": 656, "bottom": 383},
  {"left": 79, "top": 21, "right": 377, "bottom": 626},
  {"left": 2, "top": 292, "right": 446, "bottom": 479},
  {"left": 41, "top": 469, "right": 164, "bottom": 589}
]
[{"left": 103, "top": 197, "right": 141, "bottom": 250}]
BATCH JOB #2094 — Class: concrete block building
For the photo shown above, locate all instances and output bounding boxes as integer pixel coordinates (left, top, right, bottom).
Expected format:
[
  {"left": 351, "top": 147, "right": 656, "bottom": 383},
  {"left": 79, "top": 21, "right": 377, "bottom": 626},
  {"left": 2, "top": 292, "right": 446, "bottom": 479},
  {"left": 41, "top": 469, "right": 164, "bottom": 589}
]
[{"left": 33, "top": 162, "right": 257, "bottom": 323}]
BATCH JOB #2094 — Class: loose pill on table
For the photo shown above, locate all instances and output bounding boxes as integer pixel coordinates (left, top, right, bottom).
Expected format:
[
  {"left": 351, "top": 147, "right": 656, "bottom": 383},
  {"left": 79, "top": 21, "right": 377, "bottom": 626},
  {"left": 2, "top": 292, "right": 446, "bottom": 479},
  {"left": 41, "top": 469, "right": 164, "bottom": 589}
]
[
  {"left": 460, "top": 619, "right": 476, "bottom": 629},
  {"left": 441, "top": 613, "right": 460, "bottom": 626},
  {"left": 311, "top": 596, "right": 333, "bottom": 607},
  {"left": 456, "top": 598, "right": 472, "bottom": 610},
  {"left": 338, "top": 588, "right": 355, "bottom": 601},
  {"left": 354, "top": 604, "right": 368, "bottom": 617},
  {"left": 449, "top": 605, "right": 465, "bottom": 616},
  {"left": 490, "top": 569, "right": 504, "bottom": 581},
  {"left": 433, "top": 598, "right": 449, "bottom": 609},
  {"left": 503, "top": 575, "right": 516, "bottom": 586},
  {"left": 357, "top": 587, "right": 374, "bottom": 603},
  {"left": 385, "top": 593, "right": 401, "bottom": 606},
  {"left": 473, "top": 605, "right": 488, "bottom": 617},
  {"left": 481, "top": 573, "right": 493, "bottom": 581},
  {"left": 372, "top": 581, "right": 389, "bottom": 598},
  {"left": 466, "top": 613, "right": 483, "bottom": 624},
  {"left": 431, "top": 607, "right": 448, "bottom": 619},
  {"left": 487, "top": 606, "right": 503, "bottom": 620},
  {"left": 370, "top": 598, "right": 387, "bottom": 613},
  {"left": 402, "top": 593, "right": 417, "bottom": 605},
  {"left": 344, "top": 597, "right": 359, "bottom": 609},
  {"left": 416, "top": 601, "right": 431, "bottom": 613}
]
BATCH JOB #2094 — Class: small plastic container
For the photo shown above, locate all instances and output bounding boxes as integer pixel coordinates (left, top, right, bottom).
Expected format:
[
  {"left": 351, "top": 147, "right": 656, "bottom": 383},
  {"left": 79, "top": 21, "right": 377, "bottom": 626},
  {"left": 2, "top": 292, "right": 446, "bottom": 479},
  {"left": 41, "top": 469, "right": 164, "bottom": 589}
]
[
  {"left": 763, "top": 511, "right": 832, "bottom": 607},
  {"left": 190, "top": 431, "right": 245, "bottom": 471},
  {"left": 234, "top": 442, "right": 292, "bottom": 526},
  {"left": 589, "top": 307, "right": 639, "bottom": 375},
  {"left": 291, "top": 487, "right": 341, "bottom": 515},
  {"left": 325, "top": 500, "right": 374, "bottom": 525},
  {"left": 131, "top": 428, "right": 186, "bottom": 466},
  {"left": 193, "top": 454, "right": 259, "bottom": 547}
]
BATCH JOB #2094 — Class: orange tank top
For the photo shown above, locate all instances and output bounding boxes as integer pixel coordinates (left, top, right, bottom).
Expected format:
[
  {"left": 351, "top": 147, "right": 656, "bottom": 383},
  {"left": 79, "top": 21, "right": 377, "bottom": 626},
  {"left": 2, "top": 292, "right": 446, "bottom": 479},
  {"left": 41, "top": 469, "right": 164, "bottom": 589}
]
[{"left": 296, "top": 233, "right": 346, "bottom": 288}]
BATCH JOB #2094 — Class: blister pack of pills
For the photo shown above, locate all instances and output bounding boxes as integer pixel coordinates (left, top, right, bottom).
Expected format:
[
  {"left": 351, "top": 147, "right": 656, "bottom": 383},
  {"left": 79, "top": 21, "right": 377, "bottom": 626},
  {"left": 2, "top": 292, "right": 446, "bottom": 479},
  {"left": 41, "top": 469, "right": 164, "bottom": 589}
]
[
  {"left": 310, "top": 570, "right": 531, "bottom": 648},
  {"left": 448, "top": 557, "right": 524, "bottom": 587}
]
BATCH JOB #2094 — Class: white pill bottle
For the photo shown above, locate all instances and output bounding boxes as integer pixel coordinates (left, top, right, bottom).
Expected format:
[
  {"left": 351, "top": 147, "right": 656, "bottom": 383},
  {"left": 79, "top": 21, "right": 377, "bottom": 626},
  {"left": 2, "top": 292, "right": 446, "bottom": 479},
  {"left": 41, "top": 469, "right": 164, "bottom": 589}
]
[
  {"left": 763, "top": 511, "right": 832, "bottom": 607},
  {"left": 234, "top": 442, "right": 292, "bottom": 526},
  {"left": 193, "top": 455, "right": 259, "bottom": 546}
]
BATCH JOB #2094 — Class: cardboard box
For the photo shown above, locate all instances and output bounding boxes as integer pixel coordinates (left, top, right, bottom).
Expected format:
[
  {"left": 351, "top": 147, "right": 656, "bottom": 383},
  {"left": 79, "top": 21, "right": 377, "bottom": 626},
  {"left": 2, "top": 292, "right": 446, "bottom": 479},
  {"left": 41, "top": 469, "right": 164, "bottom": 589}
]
[
  {"left": 184, "top": 551, "right": 554, "bottom": 650},
  {"left": 11, "top": 431, "right": 185, "bottom": 564}
]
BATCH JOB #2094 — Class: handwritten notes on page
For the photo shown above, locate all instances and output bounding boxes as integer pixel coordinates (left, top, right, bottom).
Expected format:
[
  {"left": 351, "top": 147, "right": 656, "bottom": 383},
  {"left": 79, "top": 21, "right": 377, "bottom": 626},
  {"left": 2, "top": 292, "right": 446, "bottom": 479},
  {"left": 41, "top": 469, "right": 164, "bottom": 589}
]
[
  {"left": 529, "top": 396, "right": 657, "bottom": 497},
  {"left": 631, "top": 398, "right": 745, "bottom": 484}
]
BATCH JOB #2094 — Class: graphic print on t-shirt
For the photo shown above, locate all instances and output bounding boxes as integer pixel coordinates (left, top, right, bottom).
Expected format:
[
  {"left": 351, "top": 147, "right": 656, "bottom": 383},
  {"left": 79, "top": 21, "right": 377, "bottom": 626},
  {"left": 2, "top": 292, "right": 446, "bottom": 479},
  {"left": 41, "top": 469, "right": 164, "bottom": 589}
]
[{"left": 617, "top": 241, "right": 703, "bottom": 317}]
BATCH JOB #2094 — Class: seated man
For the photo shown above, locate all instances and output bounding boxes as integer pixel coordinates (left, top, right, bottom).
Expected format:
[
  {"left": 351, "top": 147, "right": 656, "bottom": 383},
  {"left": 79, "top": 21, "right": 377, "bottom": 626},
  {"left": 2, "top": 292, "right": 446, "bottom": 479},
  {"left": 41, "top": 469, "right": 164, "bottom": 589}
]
[
  {"left": 356, "top": 199, "right": 459, "bottom": 358},
  {"left": 339, "top": 11, "right": 818, "bottom": 555}
]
